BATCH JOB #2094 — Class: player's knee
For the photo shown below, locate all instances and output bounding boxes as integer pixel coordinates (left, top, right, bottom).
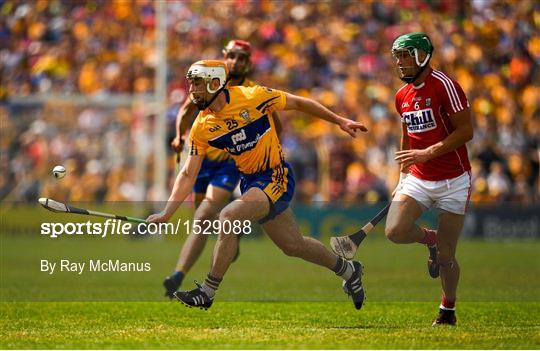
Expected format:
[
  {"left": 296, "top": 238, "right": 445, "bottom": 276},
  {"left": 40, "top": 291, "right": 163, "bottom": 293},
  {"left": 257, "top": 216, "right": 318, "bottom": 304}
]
[
  {"left": 385, "top": 225, "right": 407, "bottom": 243},
  {"left": 218, "top": 207, "right": 237, "bottom": 223}
]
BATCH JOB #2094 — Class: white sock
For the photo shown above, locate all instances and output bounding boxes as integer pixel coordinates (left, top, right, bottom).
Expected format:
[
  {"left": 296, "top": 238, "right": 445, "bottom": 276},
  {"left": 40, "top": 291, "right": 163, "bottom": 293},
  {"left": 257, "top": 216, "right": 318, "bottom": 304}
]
[
  {"left": 201, "top": 283, "right": 216, "bottom": 299},
  {"left": 439, "top": 304, "right": 456, "bottom": 311},
  {"left": 340, "top": 261, "right": 354, "bottom": 281}
]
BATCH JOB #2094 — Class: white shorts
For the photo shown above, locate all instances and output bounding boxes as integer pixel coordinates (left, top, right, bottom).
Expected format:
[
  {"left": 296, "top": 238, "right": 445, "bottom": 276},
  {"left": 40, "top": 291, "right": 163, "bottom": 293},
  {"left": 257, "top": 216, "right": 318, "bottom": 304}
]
[{"left": 397, "top": 172, "right": 472, "bottom": 215}]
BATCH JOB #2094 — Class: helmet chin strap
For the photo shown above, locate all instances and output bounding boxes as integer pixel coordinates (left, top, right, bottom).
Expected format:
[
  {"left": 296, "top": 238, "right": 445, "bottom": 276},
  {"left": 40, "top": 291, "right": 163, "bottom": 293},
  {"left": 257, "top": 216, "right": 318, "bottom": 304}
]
[
  {"left": 193, "top": 76, "right": 232, "bottom": 110},
  {"left": 400, "top": 48, "right": 432, "bottom": 83}
]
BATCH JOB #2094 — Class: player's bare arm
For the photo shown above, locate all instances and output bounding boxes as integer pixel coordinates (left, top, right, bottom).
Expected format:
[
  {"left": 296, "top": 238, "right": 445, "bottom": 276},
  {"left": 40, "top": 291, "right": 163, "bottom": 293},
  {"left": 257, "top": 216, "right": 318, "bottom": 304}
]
[
  {"left": 391, "top": 122, "right": 412, "bottom": 197},
  {"left": 171, "top": 98, "right": 199, "bottom": 153},
  {"left": 147, "top": 154, "right": 205, "bottom": 223},
  {"left": 283, "top": 93, "right": 368, "bottom": 137},
  {"left": 399, "top": 122, "right": 411, "bottom": 172},
  {"left": 271, "top": 111, "right": 282, "bottom": 136},
  {"left": 395, "top": 108, "right": 473, "bottom": 169}
]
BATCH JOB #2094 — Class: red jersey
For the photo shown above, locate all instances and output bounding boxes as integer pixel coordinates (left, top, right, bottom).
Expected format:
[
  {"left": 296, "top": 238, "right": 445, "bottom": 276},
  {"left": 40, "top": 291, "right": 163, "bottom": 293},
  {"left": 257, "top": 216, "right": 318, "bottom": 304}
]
[{"left": 395, "top": 68, "right": 471, "bottom": 181}]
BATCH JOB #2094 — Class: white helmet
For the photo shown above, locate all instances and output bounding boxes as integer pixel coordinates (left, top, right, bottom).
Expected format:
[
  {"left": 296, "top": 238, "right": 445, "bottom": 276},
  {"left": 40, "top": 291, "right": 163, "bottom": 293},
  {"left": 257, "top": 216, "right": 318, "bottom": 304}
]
[{"left": 186, "top": 60, "right": 228, "bottom": 93}]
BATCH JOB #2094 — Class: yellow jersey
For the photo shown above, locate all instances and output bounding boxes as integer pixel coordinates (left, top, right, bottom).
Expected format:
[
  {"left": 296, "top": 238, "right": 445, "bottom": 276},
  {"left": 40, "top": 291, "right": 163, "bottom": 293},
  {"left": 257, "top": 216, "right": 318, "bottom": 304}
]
[
  {"left": 189, "top": 85, "right": 286, "bottom": 174},
  {"left": 204, "top": 78, "right": 256, "bottom": 162}
]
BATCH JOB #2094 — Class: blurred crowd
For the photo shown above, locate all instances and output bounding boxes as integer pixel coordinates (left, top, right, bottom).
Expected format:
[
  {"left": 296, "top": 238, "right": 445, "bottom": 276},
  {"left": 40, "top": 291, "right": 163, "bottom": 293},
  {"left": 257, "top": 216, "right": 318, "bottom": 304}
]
[{"left": 1, "top": 0, "right": 538, "bottom": 205}]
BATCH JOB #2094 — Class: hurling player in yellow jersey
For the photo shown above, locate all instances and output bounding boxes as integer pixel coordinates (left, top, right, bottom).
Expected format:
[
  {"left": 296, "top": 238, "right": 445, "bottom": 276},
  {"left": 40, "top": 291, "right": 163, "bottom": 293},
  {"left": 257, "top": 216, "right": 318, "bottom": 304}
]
[
  {"left": 163, "top": 40, "right": 282, "bottom": 298},
  {"left": 148, "top": 60, "right": 368, "bottom": 310}
]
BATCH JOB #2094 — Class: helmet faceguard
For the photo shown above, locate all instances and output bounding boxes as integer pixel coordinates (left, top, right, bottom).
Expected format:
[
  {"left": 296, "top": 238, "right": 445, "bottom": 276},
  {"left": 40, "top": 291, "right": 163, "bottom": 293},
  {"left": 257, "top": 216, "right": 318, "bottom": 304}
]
[
  {"left": 186, "top": 60, "right": 228, "bottom": 93},
  {"left": 186, "top": 60, "right": 229, "bottom": 109},
  {"left": 222, "top": 40, "right": 252, "bottom": 78},
  {"left": 391, "top": 32, "right": 434, "bottom": 83},
  {"left": 222, "top": 40, "right": 252, "bottom": 57}
]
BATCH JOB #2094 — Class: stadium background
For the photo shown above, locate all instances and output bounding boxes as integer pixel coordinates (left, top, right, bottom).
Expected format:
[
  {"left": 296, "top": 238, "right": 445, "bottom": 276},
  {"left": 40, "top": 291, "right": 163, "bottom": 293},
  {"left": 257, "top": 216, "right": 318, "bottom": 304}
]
[
  {"left": 2, "top": 0, "right": 538, "bottom": 208},
  {"left": 1, "top": 0, "right": 539, "bottom": 349}
]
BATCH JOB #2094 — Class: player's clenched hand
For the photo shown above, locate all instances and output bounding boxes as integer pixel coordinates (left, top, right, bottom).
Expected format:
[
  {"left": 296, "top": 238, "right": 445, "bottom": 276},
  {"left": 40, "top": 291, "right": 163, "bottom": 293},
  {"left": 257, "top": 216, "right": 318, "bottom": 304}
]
[
  {"left": 395, "top": 149, "right": 431, "bottom": 168},
  {"left": 170, "top": 135, "right": 185, "bottom": 153},
  {"left": 146, "top": 211, "right": 171, "bottom": 223},
  {"left": 339, "top": 118, "right": 368, "bottom": 137}
]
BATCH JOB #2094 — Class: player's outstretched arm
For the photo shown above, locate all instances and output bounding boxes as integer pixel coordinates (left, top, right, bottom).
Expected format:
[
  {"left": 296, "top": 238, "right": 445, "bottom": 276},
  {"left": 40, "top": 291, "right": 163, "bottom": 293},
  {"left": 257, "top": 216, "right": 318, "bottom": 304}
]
[
  {"left": 395, "top": 108, "right": 473, "bottom": 168},
  {"left": 146, "top": 154, "right": 205, "bottom": 223},
  {"left": 171, "top": 98, "right": 199, "bottom": 153},
  {"left": 283, "top": 93, "right": 368, "bottom": 137},
  {"left": 392, "top": 122, "right": 411, "bottom": 198}
]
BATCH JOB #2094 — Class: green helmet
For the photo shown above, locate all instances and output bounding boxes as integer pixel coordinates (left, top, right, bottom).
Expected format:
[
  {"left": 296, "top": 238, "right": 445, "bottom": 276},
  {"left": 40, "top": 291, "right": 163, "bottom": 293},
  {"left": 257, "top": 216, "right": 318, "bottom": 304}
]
[
  {"left": 392, "top": 32, "right": 433, "bottom": 83},
  {"left": 392, "top": 32, "right": 434, "bottom": 67},
  {"left": 392, "top": 32, "right": 433, "bottom": 54}
]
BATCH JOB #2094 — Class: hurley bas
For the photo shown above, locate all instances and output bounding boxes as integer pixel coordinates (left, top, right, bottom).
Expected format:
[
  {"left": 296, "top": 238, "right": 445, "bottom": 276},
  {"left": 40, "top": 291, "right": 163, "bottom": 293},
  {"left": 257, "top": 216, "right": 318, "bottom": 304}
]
[{"left": 41, "top": 259, "right": 151, "bottom": 275}]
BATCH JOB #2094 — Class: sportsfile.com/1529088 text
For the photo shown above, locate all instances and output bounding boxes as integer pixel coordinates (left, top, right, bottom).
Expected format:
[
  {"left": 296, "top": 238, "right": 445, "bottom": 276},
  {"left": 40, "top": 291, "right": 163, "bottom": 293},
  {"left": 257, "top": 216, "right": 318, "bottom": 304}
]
[{"left": 40, "top": 219, "right": 253, "bottom": 238}]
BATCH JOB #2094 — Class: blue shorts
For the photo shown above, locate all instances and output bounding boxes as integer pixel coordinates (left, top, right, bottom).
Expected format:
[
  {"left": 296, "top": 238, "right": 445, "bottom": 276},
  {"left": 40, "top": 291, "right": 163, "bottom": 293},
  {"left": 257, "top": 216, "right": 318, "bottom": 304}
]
[
  {"left": 193, "top": 158, "right": 240, "bottom": 194},
  {"left": 240, "top": 162, "right": 295, "bottom": 224}
]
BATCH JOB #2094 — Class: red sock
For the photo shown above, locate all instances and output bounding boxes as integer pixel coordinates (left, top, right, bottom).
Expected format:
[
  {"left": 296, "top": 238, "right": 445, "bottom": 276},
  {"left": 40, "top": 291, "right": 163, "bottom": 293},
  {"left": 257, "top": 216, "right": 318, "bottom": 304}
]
[
  {"left": 419, "top": 228, "right": 437, "bottom": 247},
  {"left": 441, "top": 295, "right": 456, "bottom": 310}
]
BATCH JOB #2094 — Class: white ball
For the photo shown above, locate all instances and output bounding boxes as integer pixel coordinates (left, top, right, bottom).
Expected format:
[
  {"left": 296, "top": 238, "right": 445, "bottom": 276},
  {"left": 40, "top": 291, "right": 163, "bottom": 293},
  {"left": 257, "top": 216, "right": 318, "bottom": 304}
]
[{"left": 52, "top": 165, "right": 66, "bottom": 179}]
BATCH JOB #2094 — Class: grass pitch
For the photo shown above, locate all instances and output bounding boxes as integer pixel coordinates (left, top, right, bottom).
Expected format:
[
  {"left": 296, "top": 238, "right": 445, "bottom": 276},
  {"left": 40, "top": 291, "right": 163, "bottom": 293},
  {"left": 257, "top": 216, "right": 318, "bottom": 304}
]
[
  {"left": 2, "top": 301, "right": 538, "bottom": 349},
  {"left": 1, "top": 225, "right": 539, "bottom": 348}
]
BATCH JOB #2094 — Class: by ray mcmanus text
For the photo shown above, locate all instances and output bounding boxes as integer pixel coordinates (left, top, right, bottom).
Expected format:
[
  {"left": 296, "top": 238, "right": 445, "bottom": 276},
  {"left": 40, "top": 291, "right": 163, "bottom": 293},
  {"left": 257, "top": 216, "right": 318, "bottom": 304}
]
[{"left": 40, "top": 259, "right": 152, "bottom": 274}]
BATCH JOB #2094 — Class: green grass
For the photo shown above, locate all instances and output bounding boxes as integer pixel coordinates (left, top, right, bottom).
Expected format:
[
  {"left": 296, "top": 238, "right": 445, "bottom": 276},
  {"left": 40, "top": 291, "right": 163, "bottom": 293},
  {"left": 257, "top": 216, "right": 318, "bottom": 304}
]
[
  {"left": 1, "top": 302, "right": 539, "bottom": 349},
  {"left": 1, "top": 225, "right": 540, "bottom": 348}
]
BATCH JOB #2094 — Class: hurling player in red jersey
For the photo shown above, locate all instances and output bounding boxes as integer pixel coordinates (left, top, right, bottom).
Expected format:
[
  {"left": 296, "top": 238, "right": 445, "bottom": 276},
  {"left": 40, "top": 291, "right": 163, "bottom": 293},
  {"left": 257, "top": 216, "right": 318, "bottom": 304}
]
[{"left": 385, "top": 32, "right": 474, "bottom": 326}]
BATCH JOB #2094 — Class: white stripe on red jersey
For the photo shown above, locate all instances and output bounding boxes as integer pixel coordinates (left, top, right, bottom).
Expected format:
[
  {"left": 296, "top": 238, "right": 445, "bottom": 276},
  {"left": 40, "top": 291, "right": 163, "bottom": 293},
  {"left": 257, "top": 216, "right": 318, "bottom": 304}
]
[{"left": 432, "top": 70, "right": 464, "bottom": 113}]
